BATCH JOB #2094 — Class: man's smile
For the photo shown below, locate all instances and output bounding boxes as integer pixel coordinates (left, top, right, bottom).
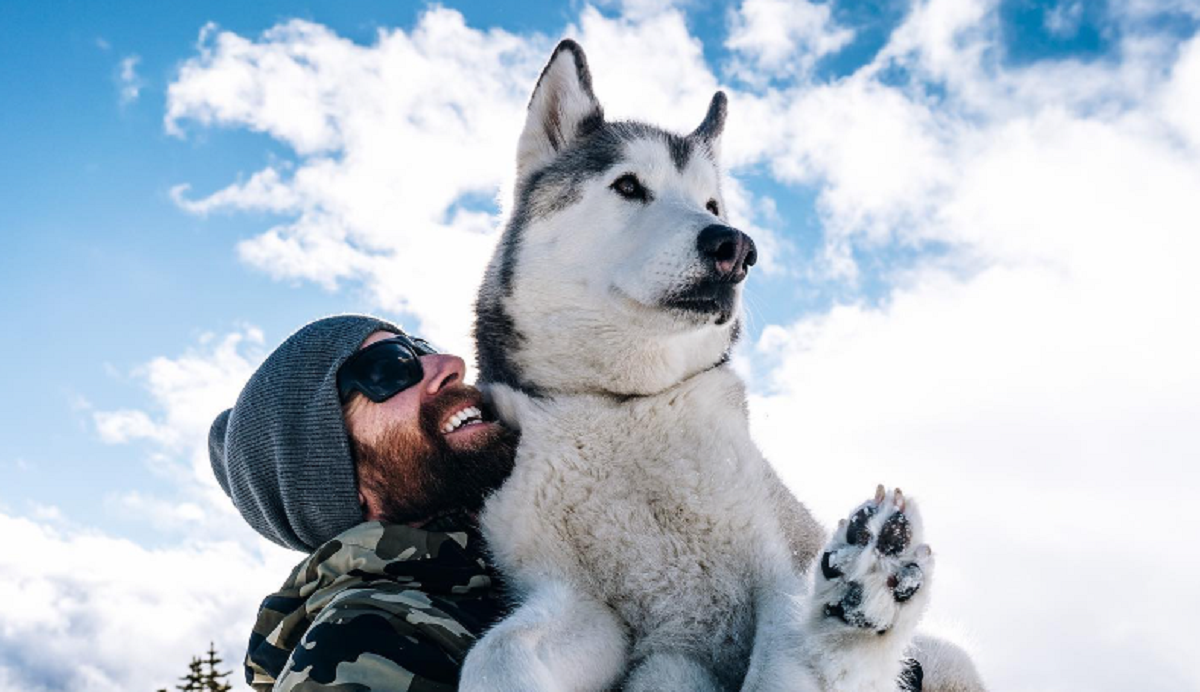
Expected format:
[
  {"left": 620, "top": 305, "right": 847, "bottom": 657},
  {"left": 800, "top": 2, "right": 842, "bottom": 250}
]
[
  {"left": 441, "top": 404, "right": 486, "bottom": 434},
  {"left": 435, "top": 396, "right": 503, "bottom": 448}
]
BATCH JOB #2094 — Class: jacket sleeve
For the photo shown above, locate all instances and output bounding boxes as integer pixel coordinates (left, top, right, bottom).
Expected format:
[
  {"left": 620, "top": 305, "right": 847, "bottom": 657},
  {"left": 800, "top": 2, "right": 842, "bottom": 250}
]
[{"left": 272, "top": 584, "right": 478, "bottom": 692}]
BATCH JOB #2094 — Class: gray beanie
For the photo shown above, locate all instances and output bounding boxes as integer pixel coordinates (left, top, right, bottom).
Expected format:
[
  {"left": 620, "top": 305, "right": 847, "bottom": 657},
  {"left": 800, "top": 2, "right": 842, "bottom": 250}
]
[{"left": 208, "top": 314, "right": 404, "bottom": 552}]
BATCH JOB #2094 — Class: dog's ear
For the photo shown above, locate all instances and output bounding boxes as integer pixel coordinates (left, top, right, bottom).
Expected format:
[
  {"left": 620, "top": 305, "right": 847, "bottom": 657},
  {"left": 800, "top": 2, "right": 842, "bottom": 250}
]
[
  {"left": 691, "top": 91, "right": 727, "bottom": 158},
  {"left": 517, "top": 40, "right": 604, "bottom": 179}
]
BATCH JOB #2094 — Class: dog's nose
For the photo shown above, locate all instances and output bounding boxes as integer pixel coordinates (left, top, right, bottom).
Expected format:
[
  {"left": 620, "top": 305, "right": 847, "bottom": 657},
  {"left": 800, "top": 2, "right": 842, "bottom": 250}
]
[{"left": 696, "top": 224, "right": 757, "bottom": 283}]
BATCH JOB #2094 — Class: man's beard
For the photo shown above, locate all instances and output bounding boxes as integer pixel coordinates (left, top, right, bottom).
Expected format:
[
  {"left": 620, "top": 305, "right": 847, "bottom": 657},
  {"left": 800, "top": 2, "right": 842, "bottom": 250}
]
[{"left": 352, "top": 385, "right": 519, "bottom": 526}]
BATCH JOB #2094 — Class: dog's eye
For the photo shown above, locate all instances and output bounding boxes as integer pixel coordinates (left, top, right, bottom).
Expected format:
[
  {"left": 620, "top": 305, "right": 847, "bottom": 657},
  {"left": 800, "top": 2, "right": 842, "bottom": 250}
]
[
  {"left": 706, "top": 199, "right": 720, "bottom": 216},
  {"left": 611, "top": 174, "right": 649, "bottom": 202}
]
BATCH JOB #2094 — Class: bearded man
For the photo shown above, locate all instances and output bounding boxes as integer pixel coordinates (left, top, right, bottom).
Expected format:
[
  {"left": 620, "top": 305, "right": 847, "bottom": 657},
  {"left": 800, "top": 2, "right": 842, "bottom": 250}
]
[{"left": 208, "top": 315, "right": 518, "bottom": 691}]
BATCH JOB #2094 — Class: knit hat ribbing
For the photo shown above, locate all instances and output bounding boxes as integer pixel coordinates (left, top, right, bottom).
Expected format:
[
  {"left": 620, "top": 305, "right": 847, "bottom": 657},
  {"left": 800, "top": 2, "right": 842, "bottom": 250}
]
[{"left": 208, "top": 315, "right": 404, "bottom": 552}]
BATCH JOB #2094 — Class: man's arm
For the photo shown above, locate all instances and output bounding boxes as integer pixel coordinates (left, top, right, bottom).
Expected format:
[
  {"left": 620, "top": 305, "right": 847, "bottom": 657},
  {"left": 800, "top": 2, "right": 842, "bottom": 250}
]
[{"left": 269, "top": 584, "right": 479, "bottom": 692}]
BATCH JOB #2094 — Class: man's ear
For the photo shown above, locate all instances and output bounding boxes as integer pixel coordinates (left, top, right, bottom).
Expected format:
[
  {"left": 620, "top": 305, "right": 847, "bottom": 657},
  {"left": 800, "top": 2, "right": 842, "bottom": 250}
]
[
  {"left": 517, "top": 39, "right": 604, "bottom": 180},
  {"left": 690, "top": 91, "right": 727, "bottom": 160},
  {"left": 358, "top": 490, "right": 372, "bottom": 520}
]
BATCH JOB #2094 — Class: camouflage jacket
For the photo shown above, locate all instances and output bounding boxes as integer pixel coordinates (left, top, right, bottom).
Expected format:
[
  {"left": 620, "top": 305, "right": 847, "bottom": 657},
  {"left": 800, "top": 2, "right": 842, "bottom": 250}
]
[{"left": 245, "top": 518, "right": 507, "bottom": 691}]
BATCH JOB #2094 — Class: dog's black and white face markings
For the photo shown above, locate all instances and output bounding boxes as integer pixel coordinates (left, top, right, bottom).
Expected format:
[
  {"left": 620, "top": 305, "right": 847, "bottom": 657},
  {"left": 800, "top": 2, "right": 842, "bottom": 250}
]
[{"left": 475, "top": 40, "right": 755, "bottom": 396}]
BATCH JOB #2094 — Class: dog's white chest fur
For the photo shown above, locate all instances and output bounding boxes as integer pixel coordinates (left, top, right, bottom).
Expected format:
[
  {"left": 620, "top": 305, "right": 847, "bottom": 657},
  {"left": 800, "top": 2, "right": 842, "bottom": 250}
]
[{"left": 481, "top": 368, "right": 788, "bottom": 677}]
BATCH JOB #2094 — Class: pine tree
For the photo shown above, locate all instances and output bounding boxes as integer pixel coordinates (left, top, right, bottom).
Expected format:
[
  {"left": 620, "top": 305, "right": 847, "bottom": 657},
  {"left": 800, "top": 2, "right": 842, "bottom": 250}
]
[
  {"left": 157, "top": 643, "right": 233, "bottom": 692},
  {"left": 201, "top": 642, "right": 234, "bottom": 692},
  {"left": 176, "top": 656, "right": 204, "bottom": 691}
]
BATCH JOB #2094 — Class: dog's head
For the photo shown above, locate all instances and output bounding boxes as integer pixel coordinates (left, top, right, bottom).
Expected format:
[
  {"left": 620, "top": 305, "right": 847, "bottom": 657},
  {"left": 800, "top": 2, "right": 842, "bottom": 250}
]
[{"left": 475, "top": 40, "right": 754, "bottom": 397}]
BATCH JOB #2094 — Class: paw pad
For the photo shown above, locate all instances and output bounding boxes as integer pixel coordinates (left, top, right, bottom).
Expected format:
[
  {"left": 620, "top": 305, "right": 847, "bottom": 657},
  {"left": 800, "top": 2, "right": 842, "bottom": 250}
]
[
  {"left": 823, "top": 581, "right": 873, "bottom": 629},
  {"left": 877, "top": 511, "right": 912, "bottom": 557},
  {"left": 820, "top": 551, "right": 843, "bottom": 580},
  {"left": 892, "top": 563, "right": 923, "bottom": 603},
  {"left": 898, "top": 658, "right": 924, "bottom": 691},
  {"left": 845, "top": 506, "right": 876, "bottom": 547},
  {"left": 816, "top": 485, "right": 933, "bottom": 635}
]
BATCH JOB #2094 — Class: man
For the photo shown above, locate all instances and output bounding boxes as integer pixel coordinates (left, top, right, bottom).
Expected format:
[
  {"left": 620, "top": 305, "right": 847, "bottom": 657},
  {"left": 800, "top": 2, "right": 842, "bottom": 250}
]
[{"left": 208, "top": 315, "right": 519, "bottom": 691}]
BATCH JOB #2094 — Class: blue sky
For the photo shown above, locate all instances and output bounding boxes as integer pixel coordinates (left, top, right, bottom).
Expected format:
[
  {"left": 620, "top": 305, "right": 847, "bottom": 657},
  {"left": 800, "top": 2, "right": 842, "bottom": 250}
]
[{"left": 2, "top": 1, "right": 1199, "bottom": 690}]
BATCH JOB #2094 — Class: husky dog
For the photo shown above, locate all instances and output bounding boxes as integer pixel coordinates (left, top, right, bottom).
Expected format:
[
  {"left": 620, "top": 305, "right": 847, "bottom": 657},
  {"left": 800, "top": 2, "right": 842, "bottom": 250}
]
[{"left": 466, "top": 40, "right": 981, "bottom": 692}]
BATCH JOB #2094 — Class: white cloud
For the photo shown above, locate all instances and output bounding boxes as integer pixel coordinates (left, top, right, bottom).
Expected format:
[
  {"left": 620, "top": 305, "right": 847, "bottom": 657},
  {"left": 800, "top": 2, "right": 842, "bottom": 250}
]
[
  {"left": 0, "top": 511, "right": 293, "bottom": 692},
  {"left": 739, "top": 3, "right": 1200, "bottom": 689},
  {"left": 1162, "top": 33, "right": 1200, "bottom": 151},
  {"left": 94, "top": 408, "right": 168, "bottom": 445},
  {"left": 0, "top": 328, "right": 295, "bottom": 691},
  {"left": 753, "top": 74, "right": 955, "bottom": 275},
  {"left": 94, "top": 328, "right": 262, "bottom": 454},
  {"left": 567, "top": 5, "right": 720, "bottom": 127},
  {"left": 117, "top": 55, "right": 143, "bottom": 105},
  {"left": 169, "top": 168, "right": 302, "bottom": 216},
  {"left": 29, "top": 504, "right": 65, "bottom": 524},
  {"left": 105, "top": 491, "right": 208, "bottom": 531},
  {"left": 163, "top": 6, "right": 793, "bottom": 353},
  {"left": 725, "top": 0, "right": 854, "bottom": 83},
  {"left": 719, "top": 174, "right": 793, "bottom": 278},
  {"left": 752, "top": 262, "right": 1200, "bottom": 688},
  {"left": 1044, "top": 0, "right": 1084, "bottom": 38},
  {"left": 1115, "top": 0, "right": 1200, "bottom": 22},
  {"left": 165, "top": 13, "right": 551, "bottom": 352},
  {"left": 89, "top": 326, "right": 267, "bottom": 538}
]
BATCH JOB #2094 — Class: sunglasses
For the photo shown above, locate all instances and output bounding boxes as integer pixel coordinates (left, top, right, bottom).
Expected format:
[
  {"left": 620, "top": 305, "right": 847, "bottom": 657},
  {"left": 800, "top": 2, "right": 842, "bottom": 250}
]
[{"left": 337, "top": 334, "right": 439, "bottom": 404}]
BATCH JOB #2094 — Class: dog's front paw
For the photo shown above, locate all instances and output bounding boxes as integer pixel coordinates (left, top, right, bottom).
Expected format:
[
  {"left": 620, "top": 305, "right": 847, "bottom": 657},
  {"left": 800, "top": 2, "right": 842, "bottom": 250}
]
[{"left": 814, "top": 486, "right": 932, "bottom": 637}]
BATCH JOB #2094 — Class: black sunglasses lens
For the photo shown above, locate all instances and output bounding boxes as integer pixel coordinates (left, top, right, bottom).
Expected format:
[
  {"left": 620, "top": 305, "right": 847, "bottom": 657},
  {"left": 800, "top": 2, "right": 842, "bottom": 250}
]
[
  {"left": 411, "top": 337, "right": 438, "bottom": 356},
  {"left": 341, "top": 341, "right": 425, "bottom": 403}
]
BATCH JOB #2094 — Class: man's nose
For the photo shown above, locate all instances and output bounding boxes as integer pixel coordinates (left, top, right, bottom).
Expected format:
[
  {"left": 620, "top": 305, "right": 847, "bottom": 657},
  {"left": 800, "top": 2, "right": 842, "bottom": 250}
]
[{"left": 421, "top": 354, "right": 467, "bottom": 396}]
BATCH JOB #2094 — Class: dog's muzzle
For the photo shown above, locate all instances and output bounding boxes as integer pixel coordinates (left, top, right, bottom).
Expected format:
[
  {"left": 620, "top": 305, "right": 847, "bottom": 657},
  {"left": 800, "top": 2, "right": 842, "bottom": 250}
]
[{"left": 661, "top": 225, "right": 757, "bottom": 324}]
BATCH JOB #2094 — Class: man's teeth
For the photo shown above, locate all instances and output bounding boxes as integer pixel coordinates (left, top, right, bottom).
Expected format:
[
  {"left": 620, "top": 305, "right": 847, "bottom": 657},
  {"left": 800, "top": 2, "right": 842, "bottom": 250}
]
[{"left": 442, "top": 406, "right": 484, "bottom": 434}]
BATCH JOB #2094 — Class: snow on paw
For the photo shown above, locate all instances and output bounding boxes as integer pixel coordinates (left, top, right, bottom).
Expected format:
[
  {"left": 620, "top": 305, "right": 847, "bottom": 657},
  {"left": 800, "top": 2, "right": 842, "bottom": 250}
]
[{"left": 814, "top": 486, "right": 933, "bottom": 637}]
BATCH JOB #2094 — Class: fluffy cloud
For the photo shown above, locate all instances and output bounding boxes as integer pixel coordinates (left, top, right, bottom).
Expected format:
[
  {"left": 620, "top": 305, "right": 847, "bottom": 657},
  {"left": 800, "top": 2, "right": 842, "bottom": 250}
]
[
  {"left": 94, "top": 328, "right": 262, "bottom": 454},
  {"left": 94, "top": 408, "right": 167, "bottom": 445},
  {"left": 726, "top": 0, "right": 854, "bottom": 83},
  {"left": 742, "top": 1, "right": 1200, "bottom": 688},
  {"left": 1043, "top": 0, "right": 1084, "bottom": 37},
  {"left": 1163, "top": 33, "right": 1200, "bottom": 151},
  {"left": 163, "top": 6, "right": 795, "bottom": 352},
  {"left": 166, "top": 13, "right": 550, "bottom": 352},
  {"left": 0, "top": 511, "right": 294, "bottom": 692},
  {"left": 750, "top": 74, "right": 955, "bottom": 279},
  {"left": 0, "top": 326, "right": 294, "bottom": 691},
  {"left": 1116, "top": 0, "right": 1200, "bottom": 21},
  {"left": 94, "top": 326, "right": 271, "bottom": 537}
]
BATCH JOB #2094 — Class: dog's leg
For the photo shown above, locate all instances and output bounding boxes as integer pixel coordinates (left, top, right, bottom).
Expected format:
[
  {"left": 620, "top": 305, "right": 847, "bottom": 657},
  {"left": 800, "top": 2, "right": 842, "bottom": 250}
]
[
  {"left": 800, "top": 486, "right": 934, "bottom": 692},
  {"left": 623, "top": 652, "right": 723, "bottom": 692},
  {"left": 460, "top": 581, "right": 627, "bottom": 692},
  {"left": 739, "top": 577, "right": 822, "bottom": 692},
  {"left": 906, "top": 634, "right": 987, "bottom": 692}
]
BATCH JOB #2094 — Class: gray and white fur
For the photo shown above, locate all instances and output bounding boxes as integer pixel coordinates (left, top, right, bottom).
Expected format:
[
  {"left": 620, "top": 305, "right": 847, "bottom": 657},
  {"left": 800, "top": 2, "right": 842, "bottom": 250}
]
[{"left": 465, "top": 40, "right": 985, "bottom": 692}]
